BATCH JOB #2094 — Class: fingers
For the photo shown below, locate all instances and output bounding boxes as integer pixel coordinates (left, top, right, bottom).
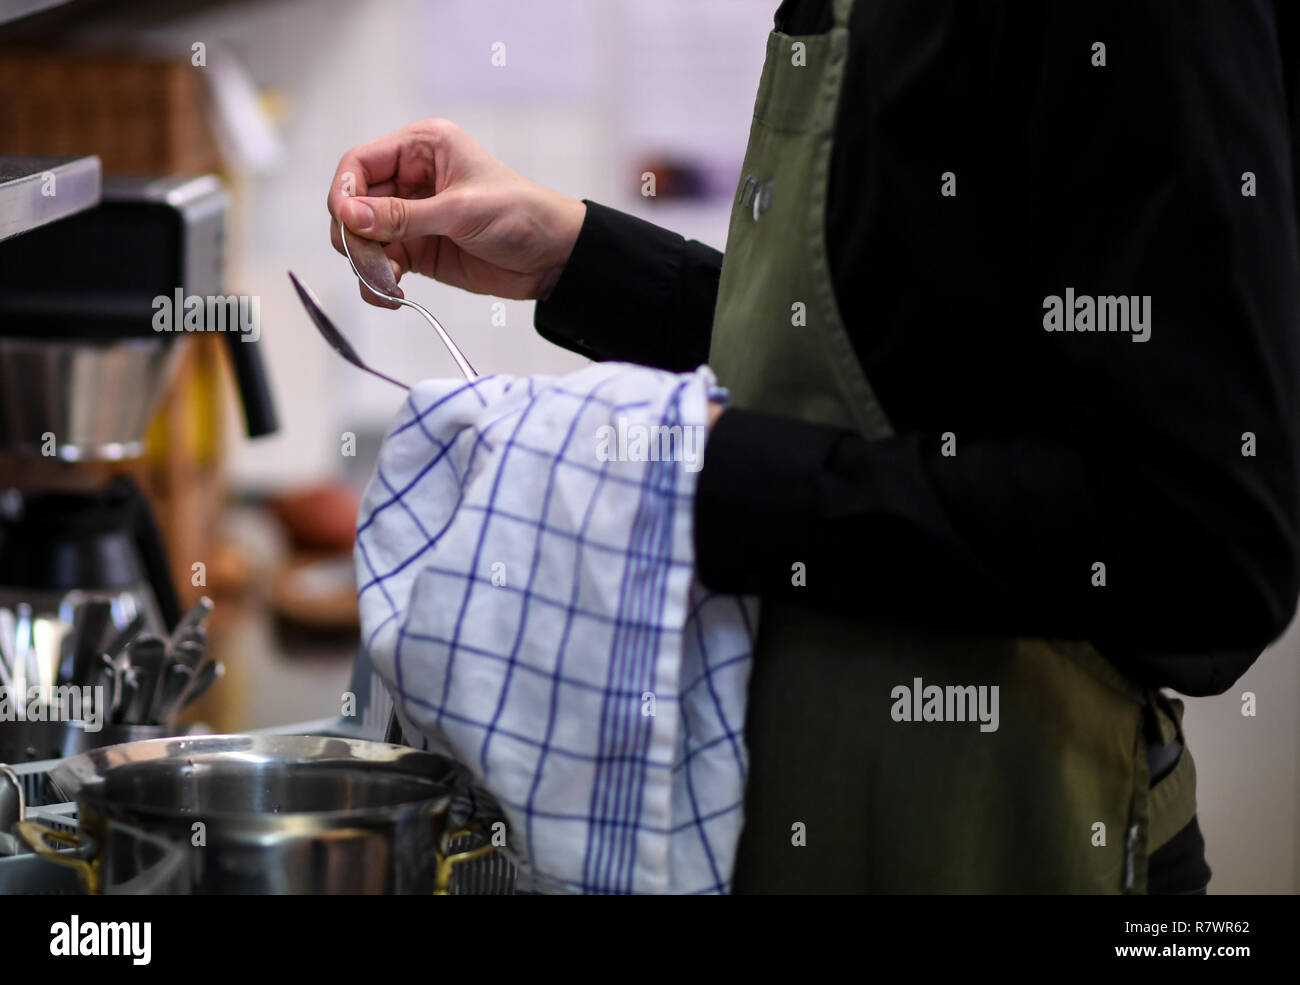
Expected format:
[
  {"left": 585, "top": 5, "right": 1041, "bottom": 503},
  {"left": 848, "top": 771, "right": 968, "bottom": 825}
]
[
  {"left": 326, "top": 134, "right": 414, "bottom": 253},
  {"left": 326, "top": 117, "right": 466, "bottom": 257},
  {"left": 328, "top": 177, "right": 398, "bottom": 256},
  {"left": 326, "top": 126, "right": 414, "bottom": 218},
  {"left": 325, "top": 116, "right": 455, "bottom": 220},
  {"left": 327, "top": 211, "right": 415, "bottom": 311},
  {"left": 328, "top": 183, "right": 398, "bottom": 257},
  {"left": 340, "top": 191, "right": 459, "bottom": 243},
  {"left": 327, "top": 157, "right": 369, "bottom": 225}
]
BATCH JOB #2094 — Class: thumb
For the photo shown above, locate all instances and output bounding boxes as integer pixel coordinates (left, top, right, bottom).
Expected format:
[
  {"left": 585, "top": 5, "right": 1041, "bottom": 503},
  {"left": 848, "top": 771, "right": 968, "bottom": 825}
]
[{"left": 343, "top": 194, "right": 454, "bottom": 242}]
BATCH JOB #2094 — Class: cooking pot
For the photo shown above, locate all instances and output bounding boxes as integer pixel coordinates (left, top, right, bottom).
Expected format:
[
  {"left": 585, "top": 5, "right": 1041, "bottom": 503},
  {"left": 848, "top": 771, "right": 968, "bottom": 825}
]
[{"left": 17, "top": 733, "right": 499, "bottom": 894}]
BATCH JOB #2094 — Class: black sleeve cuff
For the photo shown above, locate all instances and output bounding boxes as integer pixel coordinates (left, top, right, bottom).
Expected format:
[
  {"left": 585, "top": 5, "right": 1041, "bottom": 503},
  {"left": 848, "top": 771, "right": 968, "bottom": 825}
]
[
  {"left": 694, "top": 407, "right": 838, "bottom": 595},
  {"left": 534, "top": 200, "right": 720, "bottom": 371}
]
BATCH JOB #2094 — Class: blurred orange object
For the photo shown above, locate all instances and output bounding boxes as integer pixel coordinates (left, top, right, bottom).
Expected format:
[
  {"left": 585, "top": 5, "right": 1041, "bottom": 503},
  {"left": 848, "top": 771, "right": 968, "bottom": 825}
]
[
  {"left": 269, "top": 483, "right": 361, "bottom": 552},
  {"left": 270, "top": 554, "right": 360, "bottom": 631}
]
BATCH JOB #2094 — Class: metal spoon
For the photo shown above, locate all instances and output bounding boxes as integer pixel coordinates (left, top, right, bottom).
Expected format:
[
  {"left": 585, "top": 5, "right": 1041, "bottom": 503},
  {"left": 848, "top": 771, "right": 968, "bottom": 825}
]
[
  {"left": 167, "top": 596, "right": 213, "bottom": 652},
  {"left": 339, "top": 223, "right": 478, "bottom": 382},
  {"left": 87, "top": 654, "right": 118, "bottom": 720},
  {"left": 12, "top": 603, "right": 31, "bottom": 698},
  {"left": 175, "top": 660, "right": 223, "bottom": 712},
  {"left": 115, "top": 667, "right": 140, "bottom": 725},
  {"left": 172, "top": 640, "right": 206, "bottom": 670},
  {"left": 32, "top": 617, "right": 63, "bottom": 694},
  {"left": 287, "top": 271, "right": 411, "bottom": 391},
  {"left": 124, "top": 635, "right": 167, "bottom": 723},
  {"left": 101, "top": 610, "right": 146, "bottom": 664},
  {"left": 151, "top": 661, "right": 194, "bottom": 725},
  {"left": 0, "top": 607, "right": 13, "bottom": 692},
  {"left": 69, "top": 598, "right": 114, "bottom": 688}
]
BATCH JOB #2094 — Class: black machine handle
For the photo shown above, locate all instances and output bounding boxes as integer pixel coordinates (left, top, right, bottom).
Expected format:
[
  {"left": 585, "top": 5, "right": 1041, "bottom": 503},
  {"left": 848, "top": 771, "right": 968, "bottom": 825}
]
[
  {"left": 121, "top": 476, "right": 183, "bottom": 632},
  {"left": 224, "top": 331, "right": 278, "bottom": 438}
]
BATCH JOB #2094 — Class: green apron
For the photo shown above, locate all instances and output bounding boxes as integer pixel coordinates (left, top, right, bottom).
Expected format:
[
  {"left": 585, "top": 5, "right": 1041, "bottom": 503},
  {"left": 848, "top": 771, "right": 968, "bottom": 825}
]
[{"left": 707, "top": 0, "right": 1198, "bottom": 893}]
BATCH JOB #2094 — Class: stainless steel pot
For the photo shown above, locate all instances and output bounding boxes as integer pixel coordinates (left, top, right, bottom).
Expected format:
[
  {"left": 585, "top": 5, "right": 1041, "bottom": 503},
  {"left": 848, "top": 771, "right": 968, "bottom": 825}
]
[{"left": 17, "top": 734, "right": 498, "bottom": 894}]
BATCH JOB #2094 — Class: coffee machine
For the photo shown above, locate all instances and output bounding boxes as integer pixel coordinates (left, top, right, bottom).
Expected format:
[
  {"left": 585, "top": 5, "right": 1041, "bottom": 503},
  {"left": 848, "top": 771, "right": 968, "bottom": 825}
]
[{"left": 0, "top": 168, "right": 277, "bottom": 759}]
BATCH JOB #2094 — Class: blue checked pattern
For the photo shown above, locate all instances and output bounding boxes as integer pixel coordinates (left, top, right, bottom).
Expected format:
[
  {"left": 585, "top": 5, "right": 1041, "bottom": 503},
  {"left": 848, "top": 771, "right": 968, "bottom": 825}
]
[{"left": 355, "top": 362, "right": 758, "bottom": 894}]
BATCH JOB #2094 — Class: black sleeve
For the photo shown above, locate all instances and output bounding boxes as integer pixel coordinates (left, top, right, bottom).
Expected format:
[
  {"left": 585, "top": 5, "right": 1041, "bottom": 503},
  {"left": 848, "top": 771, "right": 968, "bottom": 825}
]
[
  {"left": 533, "top": 201, "right": 722, "bottom": 371},
  {"left": 696, "top": 0, "right": 1300, "bottom": 695}
]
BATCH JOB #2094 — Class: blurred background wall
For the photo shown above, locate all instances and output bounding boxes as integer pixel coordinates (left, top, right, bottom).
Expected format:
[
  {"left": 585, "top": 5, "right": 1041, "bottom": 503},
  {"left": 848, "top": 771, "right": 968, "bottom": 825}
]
[
  {"left": 4, "top": 0, "right": 1295, "bottom": 893},
  {"left": 41, "top": 0, "right": 768, "bottom": 492}
]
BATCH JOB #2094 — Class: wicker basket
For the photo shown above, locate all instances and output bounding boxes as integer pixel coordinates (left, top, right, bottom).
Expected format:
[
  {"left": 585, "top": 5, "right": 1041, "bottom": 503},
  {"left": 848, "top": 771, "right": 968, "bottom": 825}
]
[{"left": 0, "top": 48, "right": 221, "bottom": 175}]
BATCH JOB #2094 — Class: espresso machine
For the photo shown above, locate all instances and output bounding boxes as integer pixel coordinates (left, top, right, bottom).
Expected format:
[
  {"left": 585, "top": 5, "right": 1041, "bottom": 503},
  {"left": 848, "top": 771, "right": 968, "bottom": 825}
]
[{"left": 0, "top": 166, "right": 277, "bottom": 761}]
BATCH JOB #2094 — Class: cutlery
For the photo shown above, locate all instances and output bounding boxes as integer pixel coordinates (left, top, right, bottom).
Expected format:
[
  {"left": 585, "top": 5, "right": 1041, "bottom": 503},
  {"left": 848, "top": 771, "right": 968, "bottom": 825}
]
[
  {"left": 101, "top": 610, "right": 146, "bottom": 662},
  {"left": 32, "top": 618, "right": 64, "bottom": 693},
  {"left": 109, "top": 651, "right": 133, "bottom": 723},
  {"left": 151, "top": 662, "right": 195, "bottom": 725},
  {"left": 287, "top": 271, "right": 411, "bottom": 390},
  {"left": 339, "top": 223, "right": 478, "bottom": 381},
  {"left": 87, "top": 655, "right": 118, "bottom": 719},
  {"left": 0, "top": 608, "right": 12, "bottom": 692},
  {"left": 12, "top": 603, "right": 31, "bottom": 697},
  {"left": 167, "top": 596, "right": 213, "bottom": 651},
  {"left": 172, "top": 640, "right": 206, "bottom": 670},
  {"left": 116, "top": 667, "right": 141, "bottom": 725},
  {"left": 124, "top": 636, "right": 167, "bottom": 722},
  {"left": 176, "top": 660, "right": 223, "bottom": 712},
  {"left": 69, "top": 598, "right": 114, "bottom": 688}
]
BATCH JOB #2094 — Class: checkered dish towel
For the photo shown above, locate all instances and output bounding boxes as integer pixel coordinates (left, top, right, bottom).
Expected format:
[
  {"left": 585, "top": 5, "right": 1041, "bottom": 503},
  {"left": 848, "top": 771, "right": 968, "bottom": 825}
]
[{"left": 355, "top": 362, "right": 758, "bottom": 894}]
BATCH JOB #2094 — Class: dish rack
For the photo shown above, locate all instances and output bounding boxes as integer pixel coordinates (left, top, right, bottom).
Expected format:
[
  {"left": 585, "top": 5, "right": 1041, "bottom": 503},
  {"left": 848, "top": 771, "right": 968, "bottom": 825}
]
[
  {"left": 0, "top": 655, "right": 519, "bottom": 895},
  {"left": 0, "top": 758, "right": 94, "bottom": 894}
]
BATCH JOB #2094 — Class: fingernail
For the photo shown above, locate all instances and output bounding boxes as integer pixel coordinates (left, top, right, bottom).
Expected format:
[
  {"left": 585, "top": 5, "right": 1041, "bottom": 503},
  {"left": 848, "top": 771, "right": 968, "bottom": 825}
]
[{"left": 346, "top": 199, "right": 375, "bottom": 231}]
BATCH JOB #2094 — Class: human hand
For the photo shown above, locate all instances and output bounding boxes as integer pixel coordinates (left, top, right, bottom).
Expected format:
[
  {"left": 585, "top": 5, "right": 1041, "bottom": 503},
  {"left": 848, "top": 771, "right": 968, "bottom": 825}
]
[{"left": 327, "top": 118, "right": 586, "bottom": 305}]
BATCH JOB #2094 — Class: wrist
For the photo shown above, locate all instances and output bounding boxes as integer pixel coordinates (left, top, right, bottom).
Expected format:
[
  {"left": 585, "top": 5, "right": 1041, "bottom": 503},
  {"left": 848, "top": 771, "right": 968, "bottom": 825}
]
[{"left": 537, "top": 195, "right": 587, "bottom": 301}]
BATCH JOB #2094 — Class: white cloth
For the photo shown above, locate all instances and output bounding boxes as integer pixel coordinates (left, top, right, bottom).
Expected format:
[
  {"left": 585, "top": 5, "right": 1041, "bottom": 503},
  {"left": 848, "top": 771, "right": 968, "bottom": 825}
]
[{"left": 355, "top": 362, "right": 757, "bottom": 894}]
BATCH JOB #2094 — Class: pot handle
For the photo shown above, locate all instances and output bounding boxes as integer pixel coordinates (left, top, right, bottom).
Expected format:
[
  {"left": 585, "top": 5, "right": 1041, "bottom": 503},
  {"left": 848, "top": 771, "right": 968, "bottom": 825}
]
[
  {"left": 16, "top": 820, "right": 99, "bottom": 894},
  {"left": 435, "top": 817, "right": 500, "bottom": 895}
]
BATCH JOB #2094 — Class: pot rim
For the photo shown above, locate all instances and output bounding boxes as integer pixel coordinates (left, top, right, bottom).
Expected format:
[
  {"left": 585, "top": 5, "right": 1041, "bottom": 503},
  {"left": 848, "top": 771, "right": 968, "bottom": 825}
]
[{"left": 51, "top": 733, "right": 470, "bottom": 827}]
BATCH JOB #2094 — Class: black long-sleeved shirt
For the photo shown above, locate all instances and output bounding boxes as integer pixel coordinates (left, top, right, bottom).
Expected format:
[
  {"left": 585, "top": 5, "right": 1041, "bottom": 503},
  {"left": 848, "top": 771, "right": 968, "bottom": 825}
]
[{"left": 535, "top": 0, "right": 1300, "bottom": 696}]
